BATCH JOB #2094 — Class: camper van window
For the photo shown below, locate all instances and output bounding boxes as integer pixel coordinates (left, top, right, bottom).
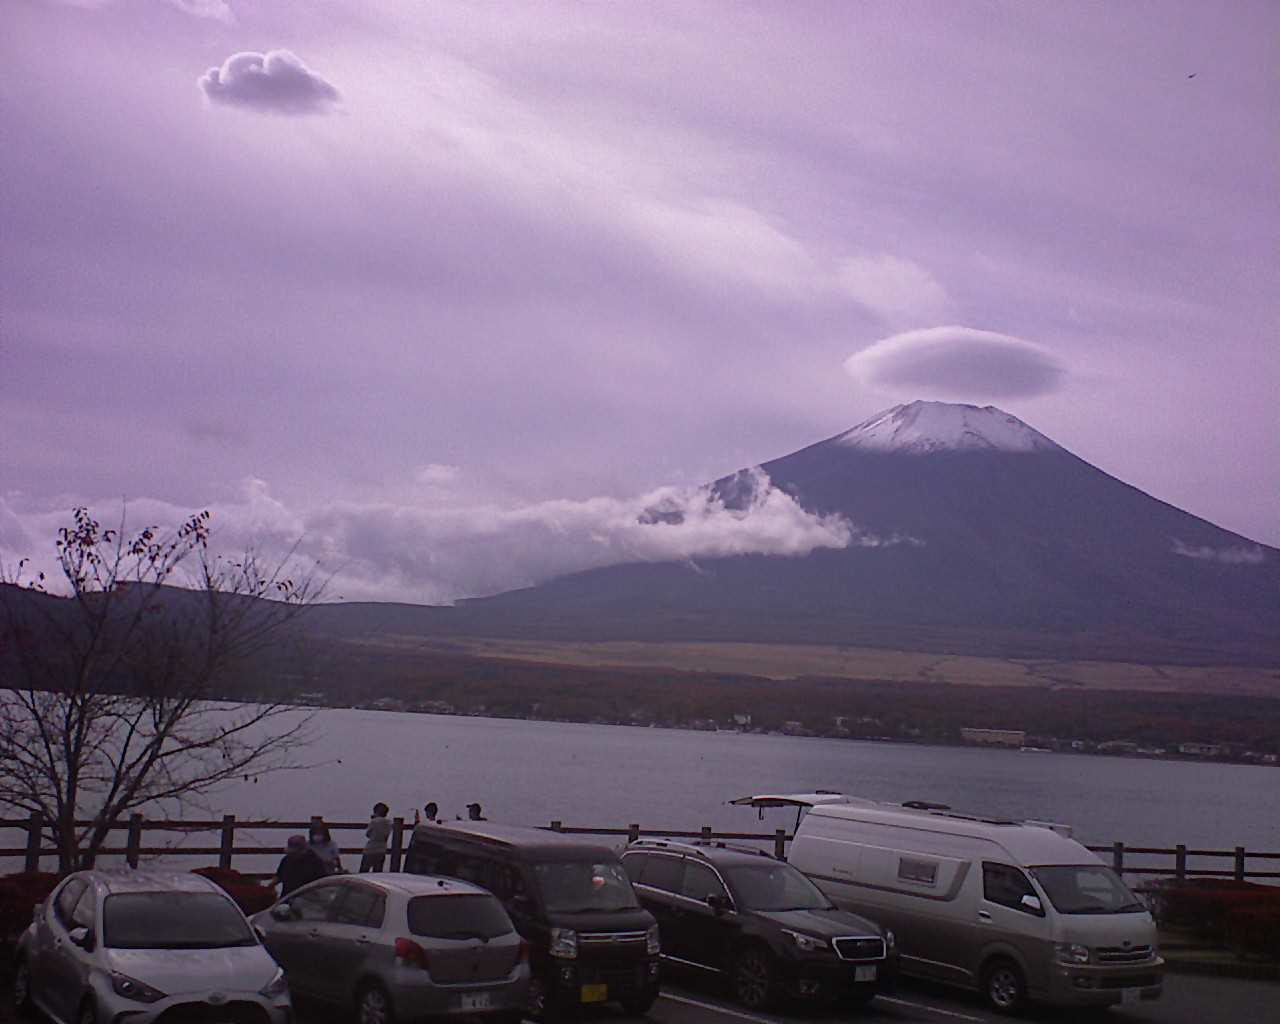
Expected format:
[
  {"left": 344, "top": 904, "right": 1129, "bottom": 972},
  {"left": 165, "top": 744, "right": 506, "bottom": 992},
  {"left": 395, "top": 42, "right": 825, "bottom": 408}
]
[
  {"left": 1029, "top": 865, "right": 1146, "bottom": 915},
  {"left": 897, "top": 857, "right": 939, "bottom": 886},
  {"left": 982, "top": 863, "right": 1039, "bottom": 914}
]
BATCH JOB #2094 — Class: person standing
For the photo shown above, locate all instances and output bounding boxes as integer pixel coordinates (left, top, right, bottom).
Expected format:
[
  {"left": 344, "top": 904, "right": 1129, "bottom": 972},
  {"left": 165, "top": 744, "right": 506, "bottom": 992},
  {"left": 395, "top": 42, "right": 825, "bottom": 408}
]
[
  {"left": 275, "top": 835, "right": 327, "bottom": 897},
  {"left": 466, "top": 802, "right": 487, "bottom": 821},
  {"left": 308, "top": 822, "right": 343, "bottom": 874},
  {"left": 360, "top": 802, "right": 391, "bottom": 873}
]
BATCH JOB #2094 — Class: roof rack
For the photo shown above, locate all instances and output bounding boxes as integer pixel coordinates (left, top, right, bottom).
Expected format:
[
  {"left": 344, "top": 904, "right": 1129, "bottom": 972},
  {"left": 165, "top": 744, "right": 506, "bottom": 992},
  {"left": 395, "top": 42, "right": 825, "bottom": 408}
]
[
  {"left": 628, "top": 838, "right": 774, "bottom": 860},
  {"left": 902, "top": 800, "right": 952, "bottom": 811},
  {"left": 627, "top": 838, "right": 711, "bottom": 859}
]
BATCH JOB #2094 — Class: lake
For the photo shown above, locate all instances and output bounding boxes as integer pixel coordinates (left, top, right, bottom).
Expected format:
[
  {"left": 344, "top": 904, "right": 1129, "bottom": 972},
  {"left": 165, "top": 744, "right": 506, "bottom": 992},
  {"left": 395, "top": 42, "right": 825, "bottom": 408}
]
[{"left": 7, "top": 709, "right": 1280, "bottom": 873}]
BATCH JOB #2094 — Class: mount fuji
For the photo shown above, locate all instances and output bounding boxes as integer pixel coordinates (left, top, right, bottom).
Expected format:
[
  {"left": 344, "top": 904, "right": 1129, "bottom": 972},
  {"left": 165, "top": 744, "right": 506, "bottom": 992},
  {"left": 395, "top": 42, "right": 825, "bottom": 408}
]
[{"left": 442, "top": 401, "right": 1279, "bottom": 664}]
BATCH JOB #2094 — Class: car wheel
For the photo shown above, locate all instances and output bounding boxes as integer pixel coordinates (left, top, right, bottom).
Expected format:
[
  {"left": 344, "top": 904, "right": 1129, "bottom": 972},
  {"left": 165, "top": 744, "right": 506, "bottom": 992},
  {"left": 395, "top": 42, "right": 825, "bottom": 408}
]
[
  {"left": 621, "top": 990, "right": 657, "bottom": 1017},
  {"left": 13, "top": 959, "right": 34, "bottom": 1016},
  {"left": 982, "top": 959, "right": 1027, "bottom": 1014},
  {"left": 732, "top": 947, "right": 778, "bottom": 1011},
  {"left": 356, "top": 984, "right": 396, "bottom": 1024}
]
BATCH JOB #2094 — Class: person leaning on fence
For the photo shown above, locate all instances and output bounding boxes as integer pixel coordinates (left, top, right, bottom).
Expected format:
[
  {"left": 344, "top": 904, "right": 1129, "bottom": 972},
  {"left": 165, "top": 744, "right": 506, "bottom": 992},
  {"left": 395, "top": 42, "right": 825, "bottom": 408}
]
[
  {"left": 405, "top": 802, "right": 440, "bottom": 874},
  {"left": 276, "top": 835, "right": 327, "bottom": 897},
  {"left": 308, "top": 822, "right": 343, "bottom": 874},
  {"left": 360, "top": 802, "right": 391, "bottom": 873}
]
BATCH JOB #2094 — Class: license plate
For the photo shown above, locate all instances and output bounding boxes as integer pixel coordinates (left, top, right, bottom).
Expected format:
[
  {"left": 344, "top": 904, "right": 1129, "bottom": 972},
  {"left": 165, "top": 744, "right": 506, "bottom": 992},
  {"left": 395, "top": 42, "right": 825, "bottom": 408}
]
[
  {"left": 854, "top": 965, "right": 877, "bottom": 983},
  {"left": 580, "top": 984, "right": 609, "bottom": 1004},
  {"left": 1121, "top": 988, "right": 1141, "bottom": 1005},
  {"left": 460, "top": 992, "right": 492, "bottom": 1011}
]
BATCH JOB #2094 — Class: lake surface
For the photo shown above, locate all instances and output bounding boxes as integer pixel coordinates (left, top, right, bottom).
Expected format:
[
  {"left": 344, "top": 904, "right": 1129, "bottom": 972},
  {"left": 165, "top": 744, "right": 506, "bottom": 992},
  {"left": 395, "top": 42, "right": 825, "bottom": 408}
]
[{"left": 8, "top": 709, "right": 1280, "bottom": 872}]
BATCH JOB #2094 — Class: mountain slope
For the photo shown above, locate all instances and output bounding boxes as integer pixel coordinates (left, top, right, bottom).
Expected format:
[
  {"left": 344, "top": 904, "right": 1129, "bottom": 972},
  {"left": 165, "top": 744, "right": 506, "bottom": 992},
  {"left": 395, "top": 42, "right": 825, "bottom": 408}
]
[{"left": 446, "top": 402, "right": 1279, "bottom": 664}]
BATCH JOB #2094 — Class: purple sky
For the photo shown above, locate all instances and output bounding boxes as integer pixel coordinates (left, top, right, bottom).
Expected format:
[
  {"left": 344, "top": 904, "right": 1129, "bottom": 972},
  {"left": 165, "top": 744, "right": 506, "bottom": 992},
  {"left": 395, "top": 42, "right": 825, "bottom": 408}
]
[{"left": 3, "top": 1, "right": 1277, "bottom": 602}]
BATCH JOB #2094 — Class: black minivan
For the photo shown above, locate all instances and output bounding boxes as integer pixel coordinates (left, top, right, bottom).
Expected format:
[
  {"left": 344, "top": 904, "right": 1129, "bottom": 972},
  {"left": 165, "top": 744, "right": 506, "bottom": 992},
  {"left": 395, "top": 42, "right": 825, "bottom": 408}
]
[{"left": 405, "top": 823, "right": 661, "bottom": 1017}]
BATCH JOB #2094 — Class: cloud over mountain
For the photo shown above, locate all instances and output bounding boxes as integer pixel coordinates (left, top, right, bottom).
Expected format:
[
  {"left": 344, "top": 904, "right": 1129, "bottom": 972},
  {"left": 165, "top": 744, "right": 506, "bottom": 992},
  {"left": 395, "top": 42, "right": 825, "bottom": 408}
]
[
  {"left": 844, "top": 326, "right": 1066, "bottom": 400},
  {"left": 198, "top": 50, "right": 340, "bottom": 115}
]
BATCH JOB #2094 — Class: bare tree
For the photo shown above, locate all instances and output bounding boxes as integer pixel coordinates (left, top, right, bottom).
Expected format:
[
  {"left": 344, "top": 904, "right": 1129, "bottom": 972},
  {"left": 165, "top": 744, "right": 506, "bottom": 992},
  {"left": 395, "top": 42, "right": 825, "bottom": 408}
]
[{"left": 0, "top": 507, "right": 321, "bottom": 871}]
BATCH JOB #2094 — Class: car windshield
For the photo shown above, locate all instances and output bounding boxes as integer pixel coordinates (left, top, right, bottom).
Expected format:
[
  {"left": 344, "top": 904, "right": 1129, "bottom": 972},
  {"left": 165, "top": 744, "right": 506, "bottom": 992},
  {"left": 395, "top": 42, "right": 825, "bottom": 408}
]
[
  {"left": 722, "top": 863, "right": 833, "bottom": 912},
  {"left": 103, "top": 892, "right": 257, "bottom": 949},
  {"left": 408, "top": 894, "right": 513, "bottom": 940},
  {"left": 1029, "top": 866, "right": 1146, "bottom": 914},
  {"left": 533, "top": 860, "right": 640, "bottom": 913}
]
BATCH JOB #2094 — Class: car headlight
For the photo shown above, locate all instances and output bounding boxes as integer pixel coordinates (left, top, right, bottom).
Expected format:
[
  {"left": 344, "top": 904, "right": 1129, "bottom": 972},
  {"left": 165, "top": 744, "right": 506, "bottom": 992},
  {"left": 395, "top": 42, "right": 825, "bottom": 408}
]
[
  {"left": 259, "top": 968, "right": 289, "bottom": 1000},
  {"left": 645, "top": 924, "right": 661, "bottom": 956},
  {"left": 549, "top": 927, "right": 579, "bottom": 959},
  {"left": 1055, "top": 942, "right": 1091, "bottom": 965},
  {"left": 885, "top": 929, "right": 896, "bottom": 950},
  {"left": 782, "top": 929, "right": 830, "bottom": 953},
  {"left": 111, "top": 972, "right": 166, "bottom": 1004}
]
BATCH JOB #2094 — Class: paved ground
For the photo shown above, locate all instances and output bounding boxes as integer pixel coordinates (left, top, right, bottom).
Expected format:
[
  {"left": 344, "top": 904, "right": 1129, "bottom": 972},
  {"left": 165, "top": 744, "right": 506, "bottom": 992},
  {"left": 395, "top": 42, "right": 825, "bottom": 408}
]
[{"left": 3, "top": 969, "right": 1273, "bottom": 1024}]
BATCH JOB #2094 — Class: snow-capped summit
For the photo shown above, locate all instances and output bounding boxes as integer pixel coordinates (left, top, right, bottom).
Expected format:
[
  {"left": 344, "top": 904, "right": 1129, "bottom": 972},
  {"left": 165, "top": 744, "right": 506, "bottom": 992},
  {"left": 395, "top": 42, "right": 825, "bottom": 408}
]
[{"left": 835, "top": 401, "right": 1062, "bottom": 454}]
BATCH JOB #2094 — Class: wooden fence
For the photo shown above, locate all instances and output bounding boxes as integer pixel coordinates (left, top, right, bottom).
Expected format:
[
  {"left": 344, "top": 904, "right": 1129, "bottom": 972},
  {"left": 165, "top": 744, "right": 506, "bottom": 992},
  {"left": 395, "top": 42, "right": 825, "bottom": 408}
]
[{"left": 3, "top": 813, "right": 1279, "bottom": 884}]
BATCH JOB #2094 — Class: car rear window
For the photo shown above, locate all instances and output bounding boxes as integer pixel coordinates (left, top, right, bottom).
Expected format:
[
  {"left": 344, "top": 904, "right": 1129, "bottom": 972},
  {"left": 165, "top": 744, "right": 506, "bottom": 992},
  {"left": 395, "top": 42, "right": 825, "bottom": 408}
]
[
  {"left": 103, "top": 892, "right": 256, "bottom": 949},
  {"left": 407, "top": 894, "right": 513, "bottom": 940}
]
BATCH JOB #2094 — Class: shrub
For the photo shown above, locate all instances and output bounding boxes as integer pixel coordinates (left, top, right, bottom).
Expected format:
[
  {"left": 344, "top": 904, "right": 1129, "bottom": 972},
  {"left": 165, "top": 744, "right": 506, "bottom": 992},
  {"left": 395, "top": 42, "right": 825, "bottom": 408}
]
[
  {"left": 0, "top": 872, "right": 61, "bottom": 940},
  {"left": 191, "top": 867, "right": 276, "bottom": 915},
  {"left": 1156, "top": 881, "right": 1280, "bottom": 943},
  {"left": 1225, "top": 905, "right": 1280, "bottom": 961}
]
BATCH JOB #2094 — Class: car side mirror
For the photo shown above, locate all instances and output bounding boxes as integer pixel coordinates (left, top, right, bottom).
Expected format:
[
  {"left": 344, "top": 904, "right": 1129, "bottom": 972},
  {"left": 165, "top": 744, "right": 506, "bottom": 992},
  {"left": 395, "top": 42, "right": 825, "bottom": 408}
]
[
  {"left": 270, "top": 902, "right": 295, "bottom": 921},
  {"left": 1020, "top": 894, "right": 1043, "bottom": 915},
  {"left": 706, "top": 894, "right": 730, "bottom": 914},
  {"left": 69, "top": 926, "right": 95, "bottom": 951}
]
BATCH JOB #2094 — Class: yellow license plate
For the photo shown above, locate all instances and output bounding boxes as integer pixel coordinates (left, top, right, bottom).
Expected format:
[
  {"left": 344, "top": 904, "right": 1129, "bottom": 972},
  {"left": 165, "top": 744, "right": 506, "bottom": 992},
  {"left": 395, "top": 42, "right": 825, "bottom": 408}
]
[{"left": 580, "top": 984, "right": 609, "bottom": 1004}]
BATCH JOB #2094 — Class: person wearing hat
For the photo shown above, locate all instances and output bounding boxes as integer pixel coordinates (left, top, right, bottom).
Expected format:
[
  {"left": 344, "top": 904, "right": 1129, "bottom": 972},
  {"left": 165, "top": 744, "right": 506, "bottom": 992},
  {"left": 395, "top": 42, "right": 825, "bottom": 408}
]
[
  {"left": 466, "top": 803, "right": 487, "bottom": 821},
  {"left": 274, "top": 835, "right": 327, "bottom": 897}
]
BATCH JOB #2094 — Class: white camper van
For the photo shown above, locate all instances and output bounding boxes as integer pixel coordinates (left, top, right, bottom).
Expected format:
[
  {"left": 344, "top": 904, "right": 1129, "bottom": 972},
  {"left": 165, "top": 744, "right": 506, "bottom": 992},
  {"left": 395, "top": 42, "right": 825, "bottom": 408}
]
[{"left": 739, "top": 795, "right": 1163, "bottom": 1013}]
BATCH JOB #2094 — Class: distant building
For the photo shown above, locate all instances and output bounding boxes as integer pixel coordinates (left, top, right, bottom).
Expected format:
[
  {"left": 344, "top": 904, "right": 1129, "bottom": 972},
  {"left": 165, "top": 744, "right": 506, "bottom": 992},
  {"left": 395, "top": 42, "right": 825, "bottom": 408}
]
[
  {"left": 1179, "top": 742, "right": 1222, "bottom": 757},
  {"left": 732, "top": 713, "right": 753, "bottom": 727},
  {"left": 1098, "top": 740, "right": 1139, "bottom": 754},
  {"left": 960, "top": 727, "right": 1026, "bottom": 748}
]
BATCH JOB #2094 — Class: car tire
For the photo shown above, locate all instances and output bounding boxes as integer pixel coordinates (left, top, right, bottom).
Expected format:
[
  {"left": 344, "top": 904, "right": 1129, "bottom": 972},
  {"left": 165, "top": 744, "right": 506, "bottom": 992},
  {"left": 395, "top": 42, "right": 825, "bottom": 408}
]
[
  {"left": 356, "top": 983, "right": 396, "bottom": 1024},
  {"left": 981, "top": 958, "right": 1027, "bottom": 1015},
  {"left": 12, "top": 958, "right": 34, "bottom": 1017},
  {"left": 621, "top": 990, "right": 657, "bottom": 1017},
  {"left": 731, "top": 947, "right": 778, "bottom": 1011}
]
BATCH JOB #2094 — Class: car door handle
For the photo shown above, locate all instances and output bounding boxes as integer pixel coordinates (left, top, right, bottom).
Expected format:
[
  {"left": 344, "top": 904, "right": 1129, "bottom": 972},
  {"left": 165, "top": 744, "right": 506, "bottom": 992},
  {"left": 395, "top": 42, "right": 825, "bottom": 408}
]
[
  {"left": 356, "top": 936, "right": 371, "bottom": 945},
  {"left": 977, "top": 910, "right": 993, "bottom": 921}
]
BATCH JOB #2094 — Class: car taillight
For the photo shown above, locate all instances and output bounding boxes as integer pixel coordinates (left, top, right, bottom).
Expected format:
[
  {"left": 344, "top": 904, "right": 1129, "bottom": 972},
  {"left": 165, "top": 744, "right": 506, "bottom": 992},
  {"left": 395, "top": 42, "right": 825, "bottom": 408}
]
[
  {"left": 518, "top": 939, "right": 530, "bottom": 964},
  {"left": 395, "top": 937, "right": 429, "bottom": 970}
]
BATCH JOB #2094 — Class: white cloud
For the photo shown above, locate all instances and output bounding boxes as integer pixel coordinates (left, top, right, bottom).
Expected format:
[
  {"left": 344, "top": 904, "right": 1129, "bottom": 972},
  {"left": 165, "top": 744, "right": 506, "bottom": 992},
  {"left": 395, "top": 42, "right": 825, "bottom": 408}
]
[
  {"left": 838, "top": 253, "right": 949, "bottom": 322},
  {"left": 1, "top": 471, "right": 883, "bottom": 605},
  {"left": 199, "top": 50, "right": 340, "bottom": 116},
  {"left": 1172, "top": 539, "right": 1266, "bottom": 565},
  {"left": 415, "top": 464, "right": 461, "bottom": 485},
  {"left": 844, "top": 325, "right": 1066, "bottom": 400},
  {"left": 168, "top": 0, "right": 232, "bottom": 22}
]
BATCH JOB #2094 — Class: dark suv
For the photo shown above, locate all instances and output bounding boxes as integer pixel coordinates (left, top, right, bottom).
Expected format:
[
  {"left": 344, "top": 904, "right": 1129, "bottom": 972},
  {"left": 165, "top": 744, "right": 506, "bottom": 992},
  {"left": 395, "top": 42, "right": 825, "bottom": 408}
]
[
  {"left": 620, "top": 839, "right": 896, "bottom": 1011},
  {"left": 405, "top": 823, "right": 661, "bottom": 1018}
]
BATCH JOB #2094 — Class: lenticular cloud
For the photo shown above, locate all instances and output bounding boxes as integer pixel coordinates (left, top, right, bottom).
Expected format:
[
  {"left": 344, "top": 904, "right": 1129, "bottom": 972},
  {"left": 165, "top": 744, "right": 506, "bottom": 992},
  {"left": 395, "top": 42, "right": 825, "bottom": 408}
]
[{"left": 199, "top": 50, "right": 340, "bottom": 116}]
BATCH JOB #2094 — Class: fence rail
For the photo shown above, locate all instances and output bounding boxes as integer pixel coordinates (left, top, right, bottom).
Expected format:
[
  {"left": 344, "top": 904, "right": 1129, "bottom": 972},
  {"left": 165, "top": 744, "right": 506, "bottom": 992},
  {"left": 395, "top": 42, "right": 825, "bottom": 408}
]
[{"left": 3, "top": 814, "right": 1279, "bottom": 883}]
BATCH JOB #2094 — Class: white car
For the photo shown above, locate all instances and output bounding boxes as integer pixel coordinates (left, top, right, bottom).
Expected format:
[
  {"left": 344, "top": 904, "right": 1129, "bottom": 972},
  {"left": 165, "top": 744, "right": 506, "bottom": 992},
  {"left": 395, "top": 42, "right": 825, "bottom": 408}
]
[{"left": 13, "top": 869, "right": 291, "bottom": 1024}]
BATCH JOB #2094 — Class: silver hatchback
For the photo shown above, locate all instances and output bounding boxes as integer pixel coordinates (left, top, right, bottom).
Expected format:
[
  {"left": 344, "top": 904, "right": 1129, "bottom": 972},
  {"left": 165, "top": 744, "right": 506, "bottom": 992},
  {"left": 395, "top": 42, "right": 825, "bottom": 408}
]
[
  {"left": 252, "top": 873, "right": 530, "bottom": 1024},
  {"left": 14, "top": 869, "right": 291, "bottom": 1024}
]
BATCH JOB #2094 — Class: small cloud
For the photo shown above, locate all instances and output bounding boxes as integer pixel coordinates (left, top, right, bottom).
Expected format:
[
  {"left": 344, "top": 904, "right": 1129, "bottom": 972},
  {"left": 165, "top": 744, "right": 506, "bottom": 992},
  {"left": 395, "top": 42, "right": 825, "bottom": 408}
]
[
  {"left": 198, "top": 50, "right": 340, "bottom": 116},
  {"left": 838, "top": 254, "right": 948, "bottom": 322},
  {"left": 844, "top": 325, "right": 1066, "bottom": 400},
  {"left": 168, "top": 0, "right": 233, "bottom": 22},
  {"left": 1173, "top": 539, "right": 1266, "bottom": 565},
  {"left": 415, "top": 464, "right": 461, "bottom": 485}
]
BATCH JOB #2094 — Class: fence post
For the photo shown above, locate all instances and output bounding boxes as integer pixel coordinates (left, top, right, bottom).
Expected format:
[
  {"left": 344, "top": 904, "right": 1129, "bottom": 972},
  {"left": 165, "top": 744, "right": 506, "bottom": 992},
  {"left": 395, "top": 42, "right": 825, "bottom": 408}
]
[
  {"left": 700, "top": 826, "right": 713, "bottom": 843},
  {"left": 1174, "top": 844, "right": 1187, "bottom": 882},
  {"left": 25, "top": 810, "right": 44, "bottom": 873},
  {"left": 628, "top": 823, "right": 640, "bottom": 844},
  {"left": 774, "top": 828, "right": 787, "bottom": 860},
  {"left": 1112, "top": 841, "right": 1125, "bottom": 874},
  {"left": 390, "top": 817, "right": 405, "bottom": 872},
  {"left": 550, "top": 820, "right": 563, "bottom": 833},
  {"left": 1234, "top": 846, "right": 1246, "bottom": 883},
  {"left": 126, "top": 814, "right": 144, "bottom": 869},
  {"left": 217, "top": 815, "right": 236, "bottom": 870}
]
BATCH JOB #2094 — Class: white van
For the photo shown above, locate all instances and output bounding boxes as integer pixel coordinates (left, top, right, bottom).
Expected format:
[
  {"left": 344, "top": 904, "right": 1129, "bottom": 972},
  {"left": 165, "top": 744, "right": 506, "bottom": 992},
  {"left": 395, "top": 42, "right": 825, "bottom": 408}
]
[{"left": 738, "top": 795, "right": 1164, "bottom": 1013}]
